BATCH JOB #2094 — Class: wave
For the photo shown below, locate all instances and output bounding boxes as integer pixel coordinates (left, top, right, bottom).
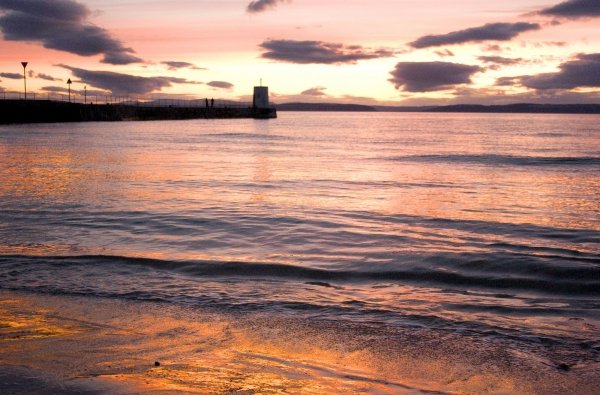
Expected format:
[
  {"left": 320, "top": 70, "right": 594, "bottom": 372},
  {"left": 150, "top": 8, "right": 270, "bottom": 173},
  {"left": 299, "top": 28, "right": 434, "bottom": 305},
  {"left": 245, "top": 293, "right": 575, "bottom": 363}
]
[
  {"left": 386, "top": 154, "right": 600, "bottom": 167},
  {"left": 345, "top": 211, "right": 600, "bottom": 244},
  {"left": 1, "top": 254, "right": 598, "bottom": 296},
  {"left": 2, "top": 207, "right": 597, "bottom": 246}
]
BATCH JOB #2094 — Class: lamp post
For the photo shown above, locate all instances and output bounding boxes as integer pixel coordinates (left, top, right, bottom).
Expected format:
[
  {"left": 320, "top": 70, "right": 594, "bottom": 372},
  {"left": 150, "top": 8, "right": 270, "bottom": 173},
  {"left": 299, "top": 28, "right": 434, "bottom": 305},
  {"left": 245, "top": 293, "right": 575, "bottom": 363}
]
[
  {"left": 67, "top": 78, "right": 72, "bottom": 102},
  {"left": 84, "top": 85, "right": 87, "bottom": 104},
  {"left": 21, "top": 62, "right": 28, "bottom": 100}
]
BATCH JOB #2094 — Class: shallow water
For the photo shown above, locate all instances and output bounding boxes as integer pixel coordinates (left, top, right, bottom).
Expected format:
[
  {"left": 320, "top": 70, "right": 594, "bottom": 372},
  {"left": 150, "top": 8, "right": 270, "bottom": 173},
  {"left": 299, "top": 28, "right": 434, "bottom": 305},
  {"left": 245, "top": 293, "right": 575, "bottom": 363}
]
[{"left": 0, "top": 112, "right": 599, "bottom": 392}]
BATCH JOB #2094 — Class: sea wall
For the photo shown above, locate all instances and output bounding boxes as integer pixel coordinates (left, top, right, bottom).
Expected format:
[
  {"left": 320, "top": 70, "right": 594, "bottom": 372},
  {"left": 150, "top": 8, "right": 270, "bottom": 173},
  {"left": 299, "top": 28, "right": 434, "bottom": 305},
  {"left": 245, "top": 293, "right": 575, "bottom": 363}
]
[{"left": 0, "top": 100, "right": 276, "bottom": 124}]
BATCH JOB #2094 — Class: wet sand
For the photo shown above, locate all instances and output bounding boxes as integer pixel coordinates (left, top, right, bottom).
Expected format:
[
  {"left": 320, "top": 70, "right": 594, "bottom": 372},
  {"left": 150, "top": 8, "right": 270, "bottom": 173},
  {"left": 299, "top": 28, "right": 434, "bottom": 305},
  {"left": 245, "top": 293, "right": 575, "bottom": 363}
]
[{"left": 0, "top": 290, "right": 596, "bottom": 394}]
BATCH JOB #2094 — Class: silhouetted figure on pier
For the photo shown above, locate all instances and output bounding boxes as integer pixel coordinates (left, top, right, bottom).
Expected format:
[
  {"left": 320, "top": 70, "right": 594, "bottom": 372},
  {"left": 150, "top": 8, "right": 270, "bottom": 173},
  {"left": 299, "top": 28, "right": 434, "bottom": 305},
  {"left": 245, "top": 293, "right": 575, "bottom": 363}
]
[
  {"left": 205, "top": 98, "right": 209, "bottom": 108},
  {"left": 211, "top": 98, "right": 214, "bottom": 108}
]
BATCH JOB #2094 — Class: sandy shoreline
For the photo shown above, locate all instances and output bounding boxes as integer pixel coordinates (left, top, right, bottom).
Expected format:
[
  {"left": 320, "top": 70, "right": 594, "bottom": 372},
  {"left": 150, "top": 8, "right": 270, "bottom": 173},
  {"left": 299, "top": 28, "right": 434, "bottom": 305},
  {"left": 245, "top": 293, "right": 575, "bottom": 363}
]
[{"left": 0, "top": 289, "right": 597, "bottom": 394}]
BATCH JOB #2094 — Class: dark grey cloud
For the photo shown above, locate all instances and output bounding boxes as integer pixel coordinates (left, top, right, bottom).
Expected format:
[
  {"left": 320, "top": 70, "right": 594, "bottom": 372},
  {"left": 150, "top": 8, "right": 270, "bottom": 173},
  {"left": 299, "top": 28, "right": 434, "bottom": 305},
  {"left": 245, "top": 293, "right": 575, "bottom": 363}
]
[
  {"left": 521, "top": 41, "right": 568, "bottom": 49},
  {"left": 102, "top": 51, "right": 142, "bottom": 65},
  {"left": 0, "top": 0, "right": 142, "bottom": 64},
  {"left": 478, "top": 56, "right": 525, "bottom": 68},
  {"left": 434, "top": 49, "right": 454, "bottom": 58},
  {"left": 389, "top": 61, "right": 482, "bottom": 92},
  {"left": 544, "top": 41, "right": 568, "bottom": 47},
  {"left": 436, "top": 86, "right": 600, "bottom": 105},
  {"left": 539, "top": 0, "right": 600, "bottom": 18},
  {"left": 259, "top": 39, "right": 395, "bottom": 64},
  {"left": 247, "top": 0, "right": 288, "bottom": 13},
  {"left": 58, "top": 65, "right": 201, "bottom": 95},
  {"left": 36, "top": 73, "right": 61, "bottom": 81},
  {"left": 41, "top": 86, "right": 76, "bottom": 93},
  {"left": 0, "top": 72, "right": 22, "bottom": 79},
  {"left": 207, "top": 81, "right": 234, "bottom": 89},
  {"left": 301, "top": 86, "right": 327, "bottom": 96},
  {"left": 496, "top": 76, "right": 521, "bottom": 87},
  {"left": 410, "top": 22, "right": 541, "bottom": 48},
  {"left": 518, "top": 53, "right": 600, "bottom": 89},
  {"left": 482, "top": 44, "right": 505, "bottom": 52},
  {"left": 479, "top": 56, "right": 526, "bottom": 70},
  {"left": 41, "top": 85, "right": 108, "bottom": 95},
  {"left": 161, "top": 61, "right": 206, "bottom": 71}
]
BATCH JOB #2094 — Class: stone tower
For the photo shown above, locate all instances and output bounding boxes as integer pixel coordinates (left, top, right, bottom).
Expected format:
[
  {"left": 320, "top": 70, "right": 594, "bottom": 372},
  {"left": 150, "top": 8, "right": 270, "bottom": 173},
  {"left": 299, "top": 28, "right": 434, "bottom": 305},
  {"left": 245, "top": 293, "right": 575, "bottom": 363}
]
[{"left": 253, "top": 86, "right": 269, "bottom": 108}]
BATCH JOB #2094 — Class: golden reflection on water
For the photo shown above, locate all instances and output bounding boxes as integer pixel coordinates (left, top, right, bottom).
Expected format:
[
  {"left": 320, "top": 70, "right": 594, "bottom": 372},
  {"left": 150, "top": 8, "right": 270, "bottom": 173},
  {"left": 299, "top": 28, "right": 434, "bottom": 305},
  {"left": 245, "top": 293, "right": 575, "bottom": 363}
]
[
  {"left": 0, "top": 116, "right": 598, "bottom": 274},
  {"left": 3, "top": 146, "right": 81, "bottom": 200},
  {"left": 1, "top": 116, "right": 598, "bottom": 230},
  {"left": 250, "top": 152, "right": 272, "bottom": 204}
]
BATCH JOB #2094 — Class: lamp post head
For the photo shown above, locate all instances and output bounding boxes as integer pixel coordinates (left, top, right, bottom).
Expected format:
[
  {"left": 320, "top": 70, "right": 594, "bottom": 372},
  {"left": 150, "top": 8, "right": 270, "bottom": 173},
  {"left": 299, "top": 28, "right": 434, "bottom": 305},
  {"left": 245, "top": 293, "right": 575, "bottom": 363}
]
[
  {"left": 67, "top": 78, "right": 72, "bottom": 84},
  {"left": 21, "top": 62, "right": 28, "bottom": 68}
]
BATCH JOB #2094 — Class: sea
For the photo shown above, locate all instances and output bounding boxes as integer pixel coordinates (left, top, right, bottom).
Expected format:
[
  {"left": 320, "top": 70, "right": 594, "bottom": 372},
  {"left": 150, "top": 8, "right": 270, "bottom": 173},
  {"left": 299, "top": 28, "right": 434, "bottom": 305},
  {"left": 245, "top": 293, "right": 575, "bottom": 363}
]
[{"left": 0, "top": 112, "right": 599, "bottom": 392}]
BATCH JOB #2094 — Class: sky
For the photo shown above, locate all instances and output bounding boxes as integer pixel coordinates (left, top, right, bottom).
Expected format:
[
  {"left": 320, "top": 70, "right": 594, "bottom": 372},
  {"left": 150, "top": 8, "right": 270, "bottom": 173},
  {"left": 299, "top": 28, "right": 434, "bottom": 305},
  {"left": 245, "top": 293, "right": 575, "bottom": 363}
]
[{"left": 0, "top": 0, "right": 599, "bottom": 105}]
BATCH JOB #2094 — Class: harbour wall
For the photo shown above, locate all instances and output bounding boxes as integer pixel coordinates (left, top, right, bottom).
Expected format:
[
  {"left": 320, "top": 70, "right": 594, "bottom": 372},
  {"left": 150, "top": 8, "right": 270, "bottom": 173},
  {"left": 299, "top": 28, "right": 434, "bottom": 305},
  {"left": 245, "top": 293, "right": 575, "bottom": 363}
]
[{"left": 0, "top": 100, "right": 276, "bottom": 124}]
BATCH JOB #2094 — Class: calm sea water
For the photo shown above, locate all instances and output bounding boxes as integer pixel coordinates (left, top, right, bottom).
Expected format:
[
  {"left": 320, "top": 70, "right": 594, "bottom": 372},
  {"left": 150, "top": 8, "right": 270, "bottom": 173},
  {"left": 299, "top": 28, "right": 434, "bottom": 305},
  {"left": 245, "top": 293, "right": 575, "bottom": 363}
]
[{"left": 1, "top": 112, "right": 599, "bottom": 381}]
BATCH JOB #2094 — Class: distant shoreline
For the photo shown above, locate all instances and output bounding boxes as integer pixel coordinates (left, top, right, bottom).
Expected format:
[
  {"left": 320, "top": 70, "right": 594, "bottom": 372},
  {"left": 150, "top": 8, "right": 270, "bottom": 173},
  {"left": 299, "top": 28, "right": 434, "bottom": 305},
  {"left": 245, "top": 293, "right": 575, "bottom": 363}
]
[
  {"left": 2, "top": 100, "right": 599, "bottom": 125},
  {"left": 276, "top": 102, "right": 600, "bottom": 114}
]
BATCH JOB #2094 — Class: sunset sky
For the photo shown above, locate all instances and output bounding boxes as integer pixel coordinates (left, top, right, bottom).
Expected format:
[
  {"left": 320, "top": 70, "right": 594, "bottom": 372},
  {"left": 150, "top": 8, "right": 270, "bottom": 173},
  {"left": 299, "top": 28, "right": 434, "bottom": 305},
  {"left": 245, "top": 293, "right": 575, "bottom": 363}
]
[{"left": 0, "top": 0, "right": 599, "bottom": 105}]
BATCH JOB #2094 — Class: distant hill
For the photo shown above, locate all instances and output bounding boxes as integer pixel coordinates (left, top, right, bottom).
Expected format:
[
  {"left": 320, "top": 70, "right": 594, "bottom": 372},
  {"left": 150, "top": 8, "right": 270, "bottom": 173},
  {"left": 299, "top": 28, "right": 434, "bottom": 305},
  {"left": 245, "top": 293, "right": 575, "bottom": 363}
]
[
  {"left": 276, "top": 102, "right": 376, "bottom": 112},
  {"left": 428, "top": 103, "right": 600, "bottom": 114},
  {"left": 276, "top": 102, "right": 600, "bottom": 114},
  {"left": 372, "top": 105, "right": 436, "bottom": 112}
]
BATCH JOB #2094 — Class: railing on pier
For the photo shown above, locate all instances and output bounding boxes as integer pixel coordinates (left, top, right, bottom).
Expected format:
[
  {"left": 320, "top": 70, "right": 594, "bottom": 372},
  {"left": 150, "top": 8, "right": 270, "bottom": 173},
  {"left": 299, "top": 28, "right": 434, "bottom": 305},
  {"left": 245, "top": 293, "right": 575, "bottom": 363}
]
[{"left": 0, "top": 90, "right": 254, "bottom": 109}]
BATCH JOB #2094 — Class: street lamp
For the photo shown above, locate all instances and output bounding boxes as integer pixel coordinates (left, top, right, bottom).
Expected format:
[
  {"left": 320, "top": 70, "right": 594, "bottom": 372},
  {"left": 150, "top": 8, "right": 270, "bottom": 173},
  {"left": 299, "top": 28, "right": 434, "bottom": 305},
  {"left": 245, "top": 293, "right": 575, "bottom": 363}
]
[
  {"left": 21, "top": 62, "right": 28, "bottom": 100},
  {"left": 84, "top": 85, "right": 87, "bottom": 104},
  {"left": 67, "top": 78, "right": 72, "bottom": 102}
]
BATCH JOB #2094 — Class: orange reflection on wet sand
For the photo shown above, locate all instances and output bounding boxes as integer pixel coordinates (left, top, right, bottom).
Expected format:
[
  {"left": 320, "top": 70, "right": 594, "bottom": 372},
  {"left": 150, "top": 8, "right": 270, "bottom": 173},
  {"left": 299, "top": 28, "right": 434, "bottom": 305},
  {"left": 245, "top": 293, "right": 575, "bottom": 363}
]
[
  {"left": 0, "top": 292, "right": 419, "bottom": 394},
  {"left": 1, "top": 290, "right": 576, "bottom": 395},
  {"left": 0, "top": 297, "right": 79, "bottom": 341}
]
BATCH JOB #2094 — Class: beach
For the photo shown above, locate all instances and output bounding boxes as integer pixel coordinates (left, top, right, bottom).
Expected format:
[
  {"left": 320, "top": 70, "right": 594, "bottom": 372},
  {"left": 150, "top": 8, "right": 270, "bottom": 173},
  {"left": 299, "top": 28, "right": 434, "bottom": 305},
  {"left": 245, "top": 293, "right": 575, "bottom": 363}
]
[{"left": 2, "top": 289, "right": 597, "bottom": 394}]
